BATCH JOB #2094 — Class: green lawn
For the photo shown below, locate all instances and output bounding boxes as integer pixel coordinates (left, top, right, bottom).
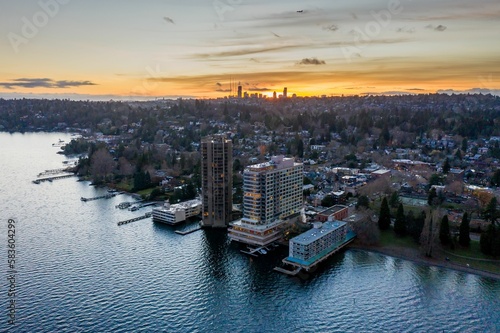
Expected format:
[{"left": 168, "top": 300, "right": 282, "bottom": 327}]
[{"left": 379, "top": 229, "right": 419, "bottom": 249}]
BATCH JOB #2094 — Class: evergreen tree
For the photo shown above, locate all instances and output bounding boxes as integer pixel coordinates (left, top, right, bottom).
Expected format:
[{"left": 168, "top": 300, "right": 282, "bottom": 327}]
[
  {"left": 442, "top": 158, "right": 451, "bottom": 174},
  {"left": 491, "top": 169, "right": 500, "bottom": 187},
  {"left": 394, "top": 203, "right": 406, "bottom": 236},
  {"left": 439, "top": 215, "right": 451, "bottom": 245},
  {"left": 458, "top": 212, "right": 471, "bottom": 247},
  {"left": 378, "top": 197, "right": 391, "bottom": 230},
  {"left": 389, "top": 191, "right": 400, "bottom": 208},
  {"left": 356, "top": 195, "right": 370, "bottom": 209},
  {"left": 483, "top": 197, "right": 498, "bottom": 225},
  {"left": 428, "top": 187, "right": 438, "bottom": 206}
]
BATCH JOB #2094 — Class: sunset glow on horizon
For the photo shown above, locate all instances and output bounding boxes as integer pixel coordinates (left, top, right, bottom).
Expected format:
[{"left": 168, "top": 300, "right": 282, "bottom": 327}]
[{"left": 1, "top": 0, "right": 499, "bottom": 100}]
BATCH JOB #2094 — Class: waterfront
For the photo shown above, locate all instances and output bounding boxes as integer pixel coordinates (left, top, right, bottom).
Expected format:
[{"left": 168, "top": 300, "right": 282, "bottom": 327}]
[{"left": 0, "top": 132, "right": 499, "bottom": 332}]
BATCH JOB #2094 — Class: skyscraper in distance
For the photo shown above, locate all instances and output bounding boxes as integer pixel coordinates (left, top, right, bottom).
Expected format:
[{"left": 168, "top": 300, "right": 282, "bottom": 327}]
[
  {"left": 283, "top": 87, "right": 287, "bottom": 98},
  {"left": 201, "top": 134, "right": 233, "bottom": 228},
  {"left": 237, "top": 85, "right": 242, "bottom": 99}
]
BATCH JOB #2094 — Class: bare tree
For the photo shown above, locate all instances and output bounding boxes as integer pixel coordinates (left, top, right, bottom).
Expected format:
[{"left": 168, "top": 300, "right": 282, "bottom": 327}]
[
  {"left": 90, "top": 148, "right": 116, "bottom": 183},
  {"left": 420, "top": 208, "right": 441, "bottom": 257},
  {"left": 349, "top": 208, "right": 380, "bottom": 246}
]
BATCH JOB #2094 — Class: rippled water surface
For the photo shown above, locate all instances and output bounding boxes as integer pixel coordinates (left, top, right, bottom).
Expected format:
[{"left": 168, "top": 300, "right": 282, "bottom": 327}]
[{"left": 0, "top": 132, "right": 499, "bottom": 332}]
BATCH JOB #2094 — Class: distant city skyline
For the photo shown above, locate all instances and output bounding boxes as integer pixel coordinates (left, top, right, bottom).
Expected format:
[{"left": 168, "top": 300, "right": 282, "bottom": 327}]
[{"left": 1, "top": 0, "right": 499, "bottom": 100}]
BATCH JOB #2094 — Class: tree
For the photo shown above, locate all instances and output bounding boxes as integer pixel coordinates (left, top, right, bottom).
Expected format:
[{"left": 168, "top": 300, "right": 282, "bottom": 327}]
[
  {"left": 90, "top": 148, "right": 116, "bottom": 183},
  {"left": 428, "top": 187, "right": 438, "bottom": 206},
  {"left": 378, "top": 197, "right": 391, "bottom": 230},
  {"left": 356, "top": 195, "right": 369, "bottom": 210},
  {"left": 458, "top": 212, "right": 471, "bottom": 247},
  {"left": 408, "top": 210, "right": 425, "bottom": 243},
  {"left": 442, "top": 158, "right": 451, "bottom": 174},
  {"left": 439, "top": 215, "right": 451, "bottom": 245},
  {"left": 394, "top": 203, "right": 406, "bottom": 236},
  {"left": 483, "top": 197, "right": 498, "bottom": 225},
  {"left": 349, "top": 208, "right": 380, "bottom": 245},
  {"left": 321, "top": 195, "right": 334, "bottom": 208},
  {"left": 389, "top": 191, "right": 400, "bottom": 208},
  {"left": 420, "top": 209, "right": 440, "bottom": 257},
  {"left": 491, "top": 169, "right": 500, "bottom": 187}
]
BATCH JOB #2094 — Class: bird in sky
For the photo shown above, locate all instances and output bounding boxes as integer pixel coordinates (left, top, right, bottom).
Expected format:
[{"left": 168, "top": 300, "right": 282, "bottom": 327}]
[
  {"left": 297, "top": 10, "right": 303, "bottom": 13},
  {"left": 163, "top": 17, "right": 175, "bottom": 24}
]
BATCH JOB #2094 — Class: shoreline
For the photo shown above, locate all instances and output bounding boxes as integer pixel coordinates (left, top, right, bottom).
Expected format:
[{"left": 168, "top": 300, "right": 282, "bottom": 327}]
[{"left": 347, "top": 243, "right": 500, "bottom": 281}]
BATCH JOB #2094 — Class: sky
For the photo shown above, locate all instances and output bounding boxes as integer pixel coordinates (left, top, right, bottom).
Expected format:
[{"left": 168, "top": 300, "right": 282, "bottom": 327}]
[{"left": 0, "top": 0, "right": 499, "bottom": 100}]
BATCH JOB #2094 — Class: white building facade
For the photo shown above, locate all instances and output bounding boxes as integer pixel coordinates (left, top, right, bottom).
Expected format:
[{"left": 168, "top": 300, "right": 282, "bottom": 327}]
[
  {"left": 152, "top": 199, "right": 202, "bottom": 225},
  {"left": 229, "top": 156, "right": 303, "bottom": 246}
]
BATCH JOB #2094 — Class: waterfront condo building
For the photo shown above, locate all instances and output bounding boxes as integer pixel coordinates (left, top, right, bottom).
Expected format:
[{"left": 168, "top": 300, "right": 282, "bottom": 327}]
[
  {"left": 228, "top": 155, "right": 303, "bottom": 246},
  {"left": 201, "top": 135, "right": 233, "bottom": 228}
]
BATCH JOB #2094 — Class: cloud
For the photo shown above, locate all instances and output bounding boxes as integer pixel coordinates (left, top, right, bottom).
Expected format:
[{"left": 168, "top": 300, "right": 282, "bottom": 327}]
[
  {"left": 0, "top": 78, "right": 97, "bottom": 89},
  {"left": 163, "top": 17, "right": 175, "bottom": 24},
  {"left": 297, "top": 58, "right": 326, "bottom": 65},
  {"left": 426, "top": 24, "right": 447, "bottom": 31},
  {"left": 248, "top": 87, "right": 271, "bottom": 92},
  {"left": 322, "top": 24, "right": 339, "bottom": 32},
  {"left": 407, "top": 88, "right": 425, "bottom": 91}
]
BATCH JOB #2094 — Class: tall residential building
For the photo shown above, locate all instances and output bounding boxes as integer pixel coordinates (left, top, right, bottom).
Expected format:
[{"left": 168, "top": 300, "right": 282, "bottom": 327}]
[
  {"left": 237, "top": 85, "right": 242, "bottom": 99},
  {"left": 228, "top": 156, "right": 303, "bottom": 246},
  {"left": 283, "top": 87, "right": 287, "bottom": 98},
  {"left": 201, "top": 135, "right": 233, "bottom": 228}
]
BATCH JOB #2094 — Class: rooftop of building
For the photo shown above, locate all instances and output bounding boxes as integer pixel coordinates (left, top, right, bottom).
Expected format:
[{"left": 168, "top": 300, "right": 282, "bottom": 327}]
[
  {"left": 246, "top": 155, "right": 301, "bottom": 172},
  {"left": 201, "top": 134, "right": 232, "bottom": 143},
  {"left": 153, "top": 198, "right": 202, "bottom": 212},
  {"left": 291, "top": 220, "right": 346, "bottom": 246},
  {"left": 317, "top": 205, "right": 348, "bottom": 216}
]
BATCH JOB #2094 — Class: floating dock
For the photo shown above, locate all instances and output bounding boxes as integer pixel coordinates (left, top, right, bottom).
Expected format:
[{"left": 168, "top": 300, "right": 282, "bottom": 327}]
[
  {"left": 32, "top": 174, "right": 75, "bottom": 184},
  {"left": 117, "top": 212, "right": 152, "bottom": 226},
  {"left": 174, "top": 226, "right": 202, "bottom": 235},
  {"left": 273, "top": 266, "right": 302, "bottom": 276}
]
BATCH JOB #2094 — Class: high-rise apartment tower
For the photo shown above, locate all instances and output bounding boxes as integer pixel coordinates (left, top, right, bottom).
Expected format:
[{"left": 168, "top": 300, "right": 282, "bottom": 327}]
[{"left": 201, "top": 135, "right": 233, "bottom": 228}]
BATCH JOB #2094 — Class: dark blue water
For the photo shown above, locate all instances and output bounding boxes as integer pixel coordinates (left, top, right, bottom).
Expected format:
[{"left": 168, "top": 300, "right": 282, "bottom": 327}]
[{"left": 0, "top": 132, "right": 499, "bottom": 332}]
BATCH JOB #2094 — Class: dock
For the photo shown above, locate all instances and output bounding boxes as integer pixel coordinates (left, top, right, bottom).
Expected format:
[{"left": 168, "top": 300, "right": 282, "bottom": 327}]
[
  {"left": 117, "top": 212, "right": 152, "bottom": 226},
  {"left": 81, "top": 192, "right": 122, "bottom": 202},
  {"left": 240, "top": 246, "right": 270, "bottom": 257},
  {"left": 175, "top": 226, "right": 202, "bottom": 235},
  {"left": 37, "top": 168, "right": 70, "bottom": 177},
  {"left": 32, "top": 174, "right": 75, "bottom": 184},
  {"left": 273, "top": 266, "right": 302, "bottom": 276}
]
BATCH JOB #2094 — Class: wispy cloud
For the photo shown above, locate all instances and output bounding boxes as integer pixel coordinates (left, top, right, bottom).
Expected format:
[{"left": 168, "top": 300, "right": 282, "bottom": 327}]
[
  {"left": 0, "top": 78, "right": 97, "bottom": 89},
  {"left": 297, "top": 58, "right": 326, "bottom": 65}
]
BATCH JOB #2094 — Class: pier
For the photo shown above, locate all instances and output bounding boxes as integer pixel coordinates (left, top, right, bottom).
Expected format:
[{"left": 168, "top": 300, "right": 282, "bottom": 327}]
[
  {"left": 117, "top": 212, "right": 152, "bottom": 226},
  {"left": 32, "top": 174, "right": 75, "bottom": 184},
  {"left": 37, "top": 168, "right": 70, "bottom": 177},
  {"left": 81, "top": 192, "right": 122, "bottom": 202},
  {"left": 174, "top": 226, "right": 202, "bottom": 235}
]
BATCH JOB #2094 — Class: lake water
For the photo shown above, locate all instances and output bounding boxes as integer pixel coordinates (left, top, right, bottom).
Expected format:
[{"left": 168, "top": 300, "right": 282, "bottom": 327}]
[{"left": 0, "top": 132, "right": 499, "bottom": 332}]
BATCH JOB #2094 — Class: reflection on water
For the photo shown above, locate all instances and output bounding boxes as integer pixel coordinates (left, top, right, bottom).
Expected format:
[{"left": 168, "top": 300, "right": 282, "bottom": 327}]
[{"left": 0, "top": 132, "right": 499, "bottom": 332}]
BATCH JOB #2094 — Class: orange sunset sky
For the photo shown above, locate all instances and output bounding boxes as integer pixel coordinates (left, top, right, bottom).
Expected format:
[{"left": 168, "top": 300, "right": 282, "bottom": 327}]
[{"left": 1, "top": 0, "right": 499, "bottom": 100}]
